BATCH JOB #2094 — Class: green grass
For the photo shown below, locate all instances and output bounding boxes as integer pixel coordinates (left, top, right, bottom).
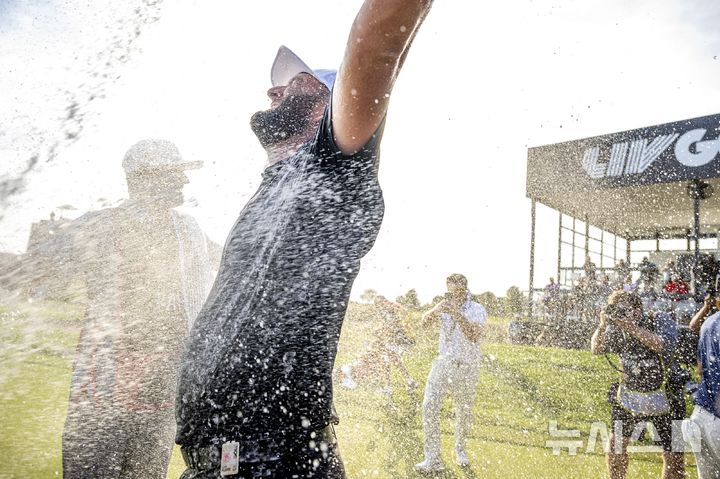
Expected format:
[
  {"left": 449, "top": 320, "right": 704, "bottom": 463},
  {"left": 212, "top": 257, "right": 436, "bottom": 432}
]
[{"left": 0, "top": 301, "right": 699, "bottom": 479}]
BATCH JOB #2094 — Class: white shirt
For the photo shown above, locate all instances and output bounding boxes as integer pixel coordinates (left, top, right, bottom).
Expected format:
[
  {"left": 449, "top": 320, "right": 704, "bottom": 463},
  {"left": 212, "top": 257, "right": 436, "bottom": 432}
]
[{"left": 438, "top": 299, "right": 487, "bottom": 365}]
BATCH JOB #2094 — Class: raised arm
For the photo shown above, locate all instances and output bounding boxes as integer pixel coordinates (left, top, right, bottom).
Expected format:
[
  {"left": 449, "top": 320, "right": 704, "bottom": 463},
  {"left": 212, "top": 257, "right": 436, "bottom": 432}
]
[
  {"left": 616, "top": 319, "right": 664, "bottom": 355},
  {"left": 422, "top": 300, "right": 446, "bottom": 329},
  {"left": 456, "top": 306, "right": 485, "bottom": 343},
  {"left": 690, "top": 295, "right": 714, "bottom": 334},
  {"left": 590, "top": 311, "right": 608, "bottom": 355},
  {"left": 332, "top": 0, "right": 433, "bottom": 154}
]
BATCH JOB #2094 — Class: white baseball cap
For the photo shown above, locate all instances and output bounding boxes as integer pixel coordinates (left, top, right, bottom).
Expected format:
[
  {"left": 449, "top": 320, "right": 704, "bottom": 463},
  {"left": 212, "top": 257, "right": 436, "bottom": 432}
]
[
  {"left": 122, "top": 139, "right": 202, "bottom": 174},
  {"left": 270, "top": 45, "right": 336, "bottom": 90}
]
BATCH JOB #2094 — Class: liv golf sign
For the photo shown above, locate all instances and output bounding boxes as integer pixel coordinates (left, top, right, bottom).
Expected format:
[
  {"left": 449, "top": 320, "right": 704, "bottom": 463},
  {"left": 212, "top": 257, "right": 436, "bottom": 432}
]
[
  {"left": 527, "top": 113, "right": 720, "bottom": 197},
  {"left": 583, "top": 127, "right": 720, "bottom": 179}
]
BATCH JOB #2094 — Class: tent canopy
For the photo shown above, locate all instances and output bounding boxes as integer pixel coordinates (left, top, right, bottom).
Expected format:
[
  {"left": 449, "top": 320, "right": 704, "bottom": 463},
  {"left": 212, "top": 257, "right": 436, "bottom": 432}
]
[{"left": 527, "top": 112, "right": 720, "bottom": 239}]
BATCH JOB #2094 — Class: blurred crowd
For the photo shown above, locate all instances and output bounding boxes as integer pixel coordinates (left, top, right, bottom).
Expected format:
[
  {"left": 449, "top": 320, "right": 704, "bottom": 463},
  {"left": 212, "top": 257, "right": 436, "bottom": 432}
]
[{"left": 542, "top": 254, "right": 720, "bottom": 327}]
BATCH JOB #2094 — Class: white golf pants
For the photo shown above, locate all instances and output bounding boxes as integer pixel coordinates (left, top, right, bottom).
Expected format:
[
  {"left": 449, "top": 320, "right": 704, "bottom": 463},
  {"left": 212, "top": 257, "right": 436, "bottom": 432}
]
[
  {"left": 422, "top": 357, "right": 480, "bottom": 460},
  {"left": 688, "top": 406, "right": 720, "bottom": 479}
]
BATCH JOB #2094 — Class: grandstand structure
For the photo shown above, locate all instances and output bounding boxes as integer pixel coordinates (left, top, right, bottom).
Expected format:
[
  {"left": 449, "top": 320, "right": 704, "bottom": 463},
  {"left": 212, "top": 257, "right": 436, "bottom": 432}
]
[{"left": 525, "top": 112, "right": 720, "bottom": 316}]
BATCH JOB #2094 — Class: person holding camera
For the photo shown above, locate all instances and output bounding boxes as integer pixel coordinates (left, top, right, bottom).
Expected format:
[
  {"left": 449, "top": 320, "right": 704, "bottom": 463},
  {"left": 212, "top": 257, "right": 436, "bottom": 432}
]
[
  {"left": 686, "top": 295, "right": 720, "bottom": 478},
  {"left": 591, "top": 290, "right": 684, "bottom": 479},
  {"left": 415, "top": 274, "right": 486, "bottom": 472}
]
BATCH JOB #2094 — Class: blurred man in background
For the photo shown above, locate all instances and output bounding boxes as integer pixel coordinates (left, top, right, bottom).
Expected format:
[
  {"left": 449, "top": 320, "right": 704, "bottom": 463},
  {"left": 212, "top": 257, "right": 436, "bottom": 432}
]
[
  {"left": 336, "top": 295, "right": 416, "bottom": 394},
  {"left": 58, "top": 139, "right": 217, "bottom": 479},
  {"left": 638, "top": 257, "right": 659, "bottom": 287},
  {"left": 416, "top": 273, "right": 486, "bottom": 472}
]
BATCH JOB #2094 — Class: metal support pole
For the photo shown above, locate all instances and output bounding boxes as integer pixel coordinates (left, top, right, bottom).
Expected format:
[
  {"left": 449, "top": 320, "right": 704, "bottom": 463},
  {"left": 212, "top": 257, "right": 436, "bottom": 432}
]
[
  {"left": 692, "top": 190, "right": 701, "bottom": 293},
  {"left": 557, "top": 211, "right": 562, "bottom": 285},
  {"left": 686, "top": 180, "right": 713, "bottom": 293},
  {"left": 571, "top": 217, "right": 576, "bottom": 279},
  {"left": 529, "top": 200, "right": 537, "bottom": 319},
  {"left": 626, "top": 237, "right": 631, "bottom": 265},
  {"left": 693, "top": 191, "right": 701, "bottom": 264},
  {"left": 614, "top": 234, "right": 617, "bottom": 266},
  {"left": 584, "top": 216, "right": 590, "bottom": 257}
]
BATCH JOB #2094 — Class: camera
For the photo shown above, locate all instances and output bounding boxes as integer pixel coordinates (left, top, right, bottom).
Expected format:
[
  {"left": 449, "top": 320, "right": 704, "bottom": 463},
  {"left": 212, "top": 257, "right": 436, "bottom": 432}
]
[{"left": 604, "top": 303, "right": 621, "bottom": 324}]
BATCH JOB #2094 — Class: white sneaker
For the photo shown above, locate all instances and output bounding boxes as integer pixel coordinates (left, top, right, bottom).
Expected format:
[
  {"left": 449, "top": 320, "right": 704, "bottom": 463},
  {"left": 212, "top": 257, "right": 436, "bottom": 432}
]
[
  {"left": 455, "top": 449, "right": 470, "bottom": 467},
  {"left": 341, "top": 376, "right": 358, "bottom": 390},
  {"left": 338, "top": 365, "right": 358, "bottom": 389},
  {"left": 415, "top": 458, "right": 445, "bottom": 473}
]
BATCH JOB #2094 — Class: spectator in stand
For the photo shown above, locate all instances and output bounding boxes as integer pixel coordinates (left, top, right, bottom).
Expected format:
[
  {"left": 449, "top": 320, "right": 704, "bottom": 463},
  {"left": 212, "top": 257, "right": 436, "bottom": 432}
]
[
  {"left": 599, "top": 274, "right": 614, "bottom": 299},
  {"left": 584, "top": 255, "right": 598, "bottom": 282},
  {"left": 541, "top": 277, "right": 563, "bottom": 321},
  {"left": 545, "top": 277, "right": 560, "bottom": 295},
  {"left": 574, "top": 277, "right": 588, "bottom": 318},
  {"left": 543, "top": 277, "right": 560, "bottom": 317},
  {"left": 638, "top": 257, "right": 659, "bottom": 287},
  {"left": 623, "top": 275, "right": 638, "bottom": 293},
  {"left": 664, "top": 274, "right": 689, "bottom": 297},
  {"left": 639, "top": 286, "right": 658, "bottom": 311},
  {"left": 615, "top": 259, "right": 631, "bottom": 285},
  {"left": 663, "top": 260, "right": 679, "bottom": 284}
]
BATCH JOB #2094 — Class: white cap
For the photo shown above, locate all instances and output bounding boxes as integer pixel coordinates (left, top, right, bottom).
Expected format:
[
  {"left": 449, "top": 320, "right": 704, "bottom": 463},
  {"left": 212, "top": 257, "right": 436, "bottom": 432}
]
[
  {"left": 270, "top": 45, "right": 336, "bottom": 90},
  {"left": 122, "top": 139, "right": 202, "bottom": 174}
]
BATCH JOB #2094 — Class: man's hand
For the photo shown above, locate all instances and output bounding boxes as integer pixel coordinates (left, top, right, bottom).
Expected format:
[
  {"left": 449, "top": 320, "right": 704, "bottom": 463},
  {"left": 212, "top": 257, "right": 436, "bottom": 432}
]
[
  {"left": 704, "top": 294, "right": 714, "bottom": 309},
  {"left": 440, "top": 297, "right": 465, "bottom": 317},
  {"left": 422, "top": 298, "right": 463, "bottom": 328},
  {"left": 690, "top": 294, "right": 715, "bottom": 334},
  {"left": 456, "top": 314, "right": 483, "bottom": 343},
  {"left": 421, "top": 299, "right": 447, "bottom": 328}
]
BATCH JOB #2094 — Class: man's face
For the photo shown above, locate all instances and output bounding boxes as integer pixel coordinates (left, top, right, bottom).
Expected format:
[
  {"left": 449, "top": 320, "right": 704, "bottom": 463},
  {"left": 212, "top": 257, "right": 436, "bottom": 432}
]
[
  {"left": 446, "top": 280, "right": 468, "bottom": 303},
  {"left": 250, "top": 72, "right": 328, "bottom": 148},
  {"left": 127, "top": 168, "right": 188, "bottom": 207}
]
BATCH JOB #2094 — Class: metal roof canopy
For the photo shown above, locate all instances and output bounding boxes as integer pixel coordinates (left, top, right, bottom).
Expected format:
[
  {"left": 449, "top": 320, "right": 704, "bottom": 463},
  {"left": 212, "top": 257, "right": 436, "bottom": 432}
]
[
  {"left": 526, "top": 112, "right": 720, "bottom": 240},
  {"left": 537, "top": 180, "right": 720, "bottom": 241}
]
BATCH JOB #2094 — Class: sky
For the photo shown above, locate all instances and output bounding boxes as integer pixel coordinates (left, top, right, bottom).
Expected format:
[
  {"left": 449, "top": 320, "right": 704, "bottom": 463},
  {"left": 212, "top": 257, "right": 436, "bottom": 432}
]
[{"left": 1, "top": 0, "right": 720, "bottom": 302}]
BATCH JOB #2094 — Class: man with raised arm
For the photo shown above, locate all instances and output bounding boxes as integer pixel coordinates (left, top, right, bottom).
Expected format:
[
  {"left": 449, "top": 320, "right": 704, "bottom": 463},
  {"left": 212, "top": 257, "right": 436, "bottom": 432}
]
[
  {"left": 686, "top": 295, "right": 720, "bottom": 478},
  {"left": 175, "top": 1, "right": 433, "bottom": 477}
]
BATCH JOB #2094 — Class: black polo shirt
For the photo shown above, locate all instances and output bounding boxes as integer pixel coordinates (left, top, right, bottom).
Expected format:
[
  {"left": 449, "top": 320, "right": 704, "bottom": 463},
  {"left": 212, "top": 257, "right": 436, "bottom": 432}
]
[{"left": 176, "top": 105, "right": 385, "bottom": 449}]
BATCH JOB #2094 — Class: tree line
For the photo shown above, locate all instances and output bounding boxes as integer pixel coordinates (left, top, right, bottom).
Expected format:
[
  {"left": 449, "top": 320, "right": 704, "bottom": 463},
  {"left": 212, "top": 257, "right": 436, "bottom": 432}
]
[{"left": 360, "top": 286, "right": 526, "bottom": 317}]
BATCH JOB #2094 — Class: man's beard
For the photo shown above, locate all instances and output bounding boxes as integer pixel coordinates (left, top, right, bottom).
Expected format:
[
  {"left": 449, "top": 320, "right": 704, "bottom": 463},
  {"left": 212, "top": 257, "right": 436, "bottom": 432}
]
[{"left": 250, "top": 94, "right": 323, "bottom": 148}]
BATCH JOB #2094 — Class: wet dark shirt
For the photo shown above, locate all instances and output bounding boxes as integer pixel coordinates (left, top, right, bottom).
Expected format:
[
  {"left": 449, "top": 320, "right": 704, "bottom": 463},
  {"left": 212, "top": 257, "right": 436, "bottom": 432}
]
[{"left": 175, "top": 106, "right": 385, "bottom": 448}]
